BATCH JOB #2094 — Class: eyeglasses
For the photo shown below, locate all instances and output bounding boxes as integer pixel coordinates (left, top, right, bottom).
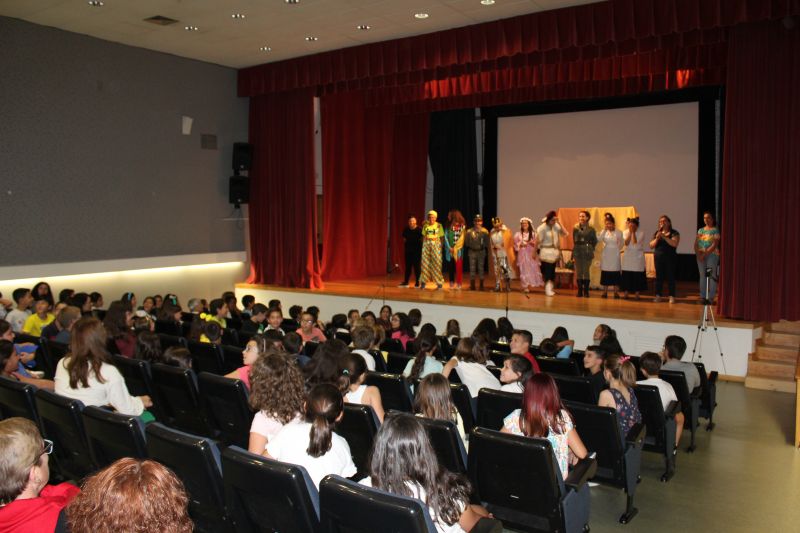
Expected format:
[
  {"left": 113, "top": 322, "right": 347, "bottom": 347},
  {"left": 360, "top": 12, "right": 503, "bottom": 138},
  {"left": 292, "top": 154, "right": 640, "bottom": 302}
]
[
  {"left": 32, "top": 439, "right": 53, "bottom": 466},
  {"left": 302, "top": 319, "right": 314, "bottom": 324}
]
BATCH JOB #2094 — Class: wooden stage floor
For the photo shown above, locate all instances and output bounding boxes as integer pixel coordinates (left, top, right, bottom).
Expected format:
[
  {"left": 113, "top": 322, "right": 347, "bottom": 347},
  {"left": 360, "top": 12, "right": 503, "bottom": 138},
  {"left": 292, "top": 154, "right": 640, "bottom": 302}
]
[{"left": 239, "top": 275, "right": 754, "bottom": 329}]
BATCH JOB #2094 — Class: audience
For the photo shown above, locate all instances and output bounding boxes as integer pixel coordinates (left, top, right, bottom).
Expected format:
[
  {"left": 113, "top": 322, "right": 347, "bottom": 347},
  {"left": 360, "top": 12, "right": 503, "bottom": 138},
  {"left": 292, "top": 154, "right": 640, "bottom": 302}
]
[
  {"left": 31, "top": 282, "right": 55, "bottom": 309},
  {"left": 6, "top": 288, "right": 33, "bottom": 333},
  {"left": 282, "top": 331, "right": 310, "bottom": 367},
  {"left": 241, "top": 303, "right": 268, "bottom": 335},
  {"left": 403, "top": 334, "right": 443, "bottom": 381},
  {"left": 638, "top": 351, "right": 685, "bottom": 447},
  {"left": 0, "top": 340, "right": 54, "bottom": 390},
  {"left": 583, "top": 345, "right": 608, "bottom": 399},
  {"left": 53, "top": 306, "right": 81, "bottom": 344},
  {"left": 296, "top": 311, "right": 327, "bottom": 343},
  {"left": 598, "top": 354, "right": 642, "bottom": 437},
  {"left": 350, "top": 326, "right": 377, "bottom": 371},
  {"left": 445, "top": 319, "right": 461, "bottom": 343},
  {"left": 550, "top": 326, "right": 575, "bottom": 358},
  {"left": 134, "top": 331, "right": 164, "bottom": 365},
  {"left": 443, "top": 337, "right": 500, "bottom": 398},
  {"left": 162, "top": 346, "right": 193, "bottom": 369},
  {"left": 414, "top": 373, "right": 466, "bottom": 442},
  {"left": 199, "top": 321, "right": 222, "bottom": 345},
  {"left": 342, "top": 352, "right": 385, "bottom": 422},
  {"left": 22, "top": 299, "right": 55, "bottom": 337},
  {"left": 499, "top": 354, "right": 532, "bottom": 393},
  {"left": 224, "top": 334, "right": 271, "bottom": 390},
  {"left": 103, "top": 301, "right": 135, "bottom": 357},
  {"left": 248, "top": 353, "right": 305, "bottom": 456},
  {"left": 509, "top": 329, "right": 542, "bottom": 373},
  {"left": 661, "top": 335, "right": 701, "bottom": 392},
  {"left": 241, "top": 294, "right": 256, "bottom": 317},
  {"left": 264, "top": 306, "right": 285, "bottom": 334},
  {"left": 389, "top": 312, "right": 415, "bottom": 350}
]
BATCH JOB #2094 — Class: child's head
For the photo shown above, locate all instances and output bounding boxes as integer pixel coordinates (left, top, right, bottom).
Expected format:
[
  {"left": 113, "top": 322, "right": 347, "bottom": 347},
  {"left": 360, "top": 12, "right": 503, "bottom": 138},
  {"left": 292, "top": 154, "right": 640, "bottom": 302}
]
[
  {"left": 282, "top": 332, "right": 303, "bottom": 355},
  {"left": 454, "top": 337, "right": 487, "bottom": 364},
  {"left": 249, "top": 353, "right": 305, "bottom": 423},
  {"left": 33, "top": 299, "right": 50, "bottom": 317},
  {"left": 0, "top": 320, "right": 14, "bottom": 342},
  {"left": 90, "top": 292, "right": 103, "bottom": 309},
  {"left": 163, "top": 346, "right": 192, "bottom": 369},
  {"left": 262, "top": 329, "right": 285, "bottom": 349},
  {"left": 202, "top": 321, "right": 222, "bottom": 344},
  {"left": 342, "top": 352, "right": 368, "bottom": 388},
  {"left": 330, "top": 314, "right": 348, "bottom": 330},
  {"left": 500, "top": 355, "right": 532, "bottom": 385},
  {"left": 351, "top": 326, "right": 374, "bottom": 350},
  {"left": 68, "top": 293, "right": 92, "bottom": 313},
  {"left": 538, "top": 338, "right": 558, "bottom": 358},
  {"left": 663, "top": 335, "right": 687, "bottom": 361},
  {"left": 639, "top": 351, "right": 662, "bottom": 377},
  {"left": 414, "top": 373, "right": 456, "bottom": 422},
  {"left": 379, "top": 305, "right": 392, "bottom": 322},
  {"left": 305, "top": 383, "right": 345, "bottom": 458},
  {"left": 584, "top": 345, "right": 607, "bottom": 374},
  {"left": 59, "top": 289, "right": 75, "bottom": 305},
  {"left": 496, "top": 317, "right": 514, "bottom": 341},
  {"left": 241, "top": 295, "right": 255, "bottom": 310},
  {"left": 132, "top": 314, "right": 154, "bottom": 334},
  {"left": 306, "top": 306, "right": 320, "bottom": 321},
  {"left": 520, "top": 373, "right": 567, "bottom": 438},
  {"left": 12, "top": 288, "right": 32, "bottom": 310},
  {"left": 419, "top": 323, "right": 436, "bottom": 338},
  {"left": 300, "top": 312, "right": 316, "bottom": 332},
  {"left": 266, "top": 307, "right": 282, "bottom": 328},
  {"left": 268, "top": 299, "right": 282, "bottom": 311},
  {"left": 288, "top": 305, "right": 303, "bottom": 321},
  {"left": 187, "top": 298, "right": 203, "bottom": 313},
  {"left": 142, "top": 297, "right": 155, "bottom": 314},
  {"left": 445, "top": 319, "right": 460, "bottom": 338},
  {"left": 361, "top": 311, "right": 376, "bottom": 327},
  {"left": 120, "top": 292, "right": 136, "bottom": 309},
  {"left": 209, "top": 299, "right": 226, "bottom": 318},
  {"left": 250, "top": 304, "right": 268, "bottom": 323},
  {"left": 406, "top": 334, "right": 437, "bottom": 382},
  {"left": 0, "top": 340, "right": 19, "bottom": 375},
  {"left": 510, "top": 329, "right": 532, "bottom": 356},
  {"left": 135, "top": 331, "right": 163, "bottom": 364},
  {"left": 348, "top": 309, "right": 360, "bottom": 324},
  {"left": 593, "top": 323, "right": 612, "bottom": 343},
  {"left": 603, "top": 354, "right": 637, "bottom": 388},
  {"left": 408, "top": 308, "right": 422, "bottom": 328},
  {"left": 57, "top": 306, "right": 81, "bottom": 331},
  {"left": 242, "top": 334, "right": 269, "bottom": 366},
  {"left": 551, "top": 327, "right": 569, "bottom": 344}
]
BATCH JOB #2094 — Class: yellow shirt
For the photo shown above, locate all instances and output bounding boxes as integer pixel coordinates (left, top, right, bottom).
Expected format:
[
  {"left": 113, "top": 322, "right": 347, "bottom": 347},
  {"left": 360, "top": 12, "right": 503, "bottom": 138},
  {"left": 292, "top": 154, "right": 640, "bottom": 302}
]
[{"left": 22, "top": 313, "right": 55, "bottom": 336}]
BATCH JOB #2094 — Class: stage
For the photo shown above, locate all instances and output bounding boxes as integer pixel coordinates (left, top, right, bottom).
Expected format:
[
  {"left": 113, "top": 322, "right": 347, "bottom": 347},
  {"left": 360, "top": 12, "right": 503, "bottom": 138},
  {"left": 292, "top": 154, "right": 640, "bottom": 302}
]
[{"left": 236, "top": 275, "right": 760, "bottom": 379}]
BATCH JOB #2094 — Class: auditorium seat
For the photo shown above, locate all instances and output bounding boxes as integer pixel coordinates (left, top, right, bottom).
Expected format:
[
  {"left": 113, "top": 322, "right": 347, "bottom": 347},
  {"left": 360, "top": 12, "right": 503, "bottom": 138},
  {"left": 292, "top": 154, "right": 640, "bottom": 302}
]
[
  {"left": 565, "top": 401, "right": 645, "bottom": 524},
  {"left": 82, "top": 405, "right": 147, "bottom": 470},
  {"left": 490, "top": 341, "right": 510, "bottom": 353},
  {"left": 476, "top": 388, "right": 521, "bottom": 431},
  {"left": 379, "top": 338, "right": 403, "bottom": 353},
  {"left": 281, "top": 319, "right": 300, "bottom": 332},
  {"left": 437, "top": 336, "right": 455, "bottom": 358},
  {"left": 468, "top": 427, "right": 596, "bottom": 533},
  {"left": 187, "top": 340, "right": 226, "bottom": 375},
  {"left": 219, "top": 344, "right": 245, "bottom": 375},
  {"left": 535, "top": 357, "right": 581, "bottom": 376},
  {"left": 222, "top": 327, "right": 240, "bottom": 347},
  {"left": 13, "top": 332, "right": 40, "bottom": 346},
  {"left": 145, "top": 423, "right": 234, "bottom": 533},
  {"left": 304, "top": 341, "right": 320, "bottom": 357},
  {"left": 0, "top": 376, "right": 40, "bottom": 425},
  {"left": 35, "top": 389, "right": 94, "bottom": 481},
  {"left": 659, "top": 370, "right": 701, "bottom": 452},
  {"left": 334, "top": 331, "right": 352, "bottom": 345},
  {"left": 551, "top": 374, "right": 598, "bottom": 405},
  {"left": 448, "top": 383, "right": 475, "bottom": 433},
  {"left": 416, "top": 416, "right": 467, "bottom": 474},
  {"left": 693, "top": 362, "right": 718, "bottom": 430},
  {"left": 198, "top": 372, "right": 252, "bottom": 448},
  {"left": 222, "top": 446, "right": 320, "bottom": 533},
  {"left": 387, "top": 352, "right": 413, "bottom": 374},
  {"left": 154, "top": 319, "right": 182, "bottom": 336},
  {"left": 368, "top": 349, "right": 388, "bottom": 372},
  {"left": 337, "top": 403, "right": 380, "bottom": 478},
  {"left": 634, "top": 385, "right": 679, "bottom": 482},
  {"left": 488, "top": 350, "right": 507, "bottom": 368},
  {"left": 488, "top": 366, "right": 502, "bottom": 380},
  {"left": 40, "top": 339, "right": 69, "bottom": 380},
  {"left": 237, "top": 330, "right": 254, "bottom": 348},
  {"left": 364, "top": 373, "right": 413, "bottom": 412},
  {"left": 110, "top": 354, "right": 168, "bottom": 423},
  {"left": 157, "top": 333, "right": 187, "bottom": 352},
  {"left": 151, "top": 363, "right": 216, "bottom": 438}
]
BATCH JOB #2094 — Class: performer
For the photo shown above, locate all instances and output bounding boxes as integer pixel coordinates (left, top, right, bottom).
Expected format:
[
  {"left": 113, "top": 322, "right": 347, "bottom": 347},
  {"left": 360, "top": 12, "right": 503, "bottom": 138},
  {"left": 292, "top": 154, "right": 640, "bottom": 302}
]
[
  {"left": 536, "top": 211, "right": 567, "bottom": 296},
  {"left": 649, "top": 214, "right": 680, "bottom": 303},
  {"left": 490, "top": 217, "right": 515, "bottom": 292},
  {"left": 444, "top": 210, "right": 466, "bottom": 290},
  {"left": 597, "top": 213, "right": 624, "bottom": 299},
  {"left": 418, "top": 210, "right": 445, "bottom": 290},
  {"left": 514, "top": 217, "right": 543, "bottom": 293},
  {"left": 572, "top": 210, "right": 597, "bottom": 298},
  {"left": 694, "top": 211, "right": 720, "bottom": 304},
  {"left": 464, "top": 214, "right": 490, "bottom": 291},
  {"left": 399, "top": 215, "right": 422, "bottom": 288},
  {"left": 621, "top": 217, "right": 647, "bottom": 300}
]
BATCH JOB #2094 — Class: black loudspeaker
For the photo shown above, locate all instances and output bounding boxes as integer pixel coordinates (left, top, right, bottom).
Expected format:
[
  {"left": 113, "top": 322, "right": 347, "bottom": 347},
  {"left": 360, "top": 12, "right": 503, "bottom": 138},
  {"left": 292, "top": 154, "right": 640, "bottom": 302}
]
[
  {"left": 232, "top": 142, "right": 253, "bottom": 171},
  {"left": 229, "top": 176, "right": 250, "bottom": 206}
]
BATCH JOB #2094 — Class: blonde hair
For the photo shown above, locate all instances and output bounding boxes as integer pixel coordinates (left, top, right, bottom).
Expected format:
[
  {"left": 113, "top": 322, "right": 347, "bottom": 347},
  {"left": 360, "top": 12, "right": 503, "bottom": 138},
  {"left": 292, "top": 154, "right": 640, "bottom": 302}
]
[
  {"left": 0, "top": 418, "right": 43, "bottom": 504},
  {"left": 604, "top": 354, "right": 637, "bottom": 388}
]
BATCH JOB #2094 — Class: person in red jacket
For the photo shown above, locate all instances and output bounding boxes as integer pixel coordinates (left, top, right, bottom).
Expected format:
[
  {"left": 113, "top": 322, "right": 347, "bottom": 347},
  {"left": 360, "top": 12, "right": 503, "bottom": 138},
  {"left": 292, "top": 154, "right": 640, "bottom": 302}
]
[
  {"left": 509, "top": 329, "right": 542, "bottom": 374},
  {"left": 0, "top": 418, "right": 80, "bottom": 533}
]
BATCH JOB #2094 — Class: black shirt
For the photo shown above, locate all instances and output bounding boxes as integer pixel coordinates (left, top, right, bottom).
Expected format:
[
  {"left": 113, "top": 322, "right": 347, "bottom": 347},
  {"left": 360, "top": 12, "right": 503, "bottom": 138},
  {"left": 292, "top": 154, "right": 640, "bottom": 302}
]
[
  {"left": 403, "top": 226, "right": 423, "bottom": 255},
  {"left": 241, "top": 319, "right": 262, "bottom": 335},
  {"left": 587, "top": 370, "right": 607, "bottom": 401},
  {"left": 653, "top": 229, "right": 680, "bottom": 256}
]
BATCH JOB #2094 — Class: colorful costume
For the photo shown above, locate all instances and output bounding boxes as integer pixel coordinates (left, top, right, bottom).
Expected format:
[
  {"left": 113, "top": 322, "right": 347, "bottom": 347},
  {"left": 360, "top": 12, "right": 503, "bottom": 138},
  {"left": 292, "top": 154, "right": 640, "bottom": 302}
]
[
  {"left": 572, "top": 223, "right": 598, "bottom": 297},
  {"left": 463, "top": 222, "right": 490, "bottom": 290},
  {"left": 514, "top": 230, "right": 543, "bottom": 289},
  {"left": 444, "top": 223, "right": 465, "bottom": 288},
  {"left": 490, "top": 220, "right": 516, "bottom": 291},
  {"left": 536, "top": 219, "right": 567, "bottom": 296},
  {"left": 419, "top": 218, "right": 445, "bottom": 288}
]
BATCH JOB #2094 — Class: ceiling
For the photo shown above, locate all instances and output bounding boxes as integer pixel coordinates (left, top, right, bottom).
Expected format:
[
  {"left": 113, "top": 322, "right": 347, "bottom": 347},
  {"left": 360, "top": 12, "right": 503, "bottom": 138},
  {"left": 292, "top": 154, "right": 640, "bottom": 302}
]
[{"left": 0, "top": 0, "right": 599, "bottom": 69}]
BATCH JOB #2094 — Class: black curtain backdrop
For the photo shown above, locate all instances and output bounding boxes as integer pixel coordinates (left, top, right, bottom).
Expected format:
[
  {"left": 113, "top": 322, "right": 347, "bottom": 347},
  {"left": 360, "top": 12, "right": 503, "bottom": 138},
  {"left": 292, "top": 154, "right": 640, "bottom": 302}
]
[{"left": 429, "top": 109, "right": 479, "bottom": 221}]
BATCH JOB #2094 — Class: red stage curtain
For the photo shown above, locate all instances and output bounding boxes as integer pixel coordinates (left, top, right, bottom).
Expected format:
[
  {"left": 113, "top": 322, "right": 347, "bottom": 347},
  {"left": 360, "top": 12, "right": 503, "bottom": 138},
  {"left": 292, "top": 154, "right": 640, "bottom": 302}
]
[
  {"left": 389, "top": 113, "right": 430, "bottom": 269},
  {"left": 247, "top": 89, "right": 323, "bottom": 288},
  {"left": 719, "top": 20, "right": 800, "bottom": 322},
  {"left": 321, "top": 92, "right": 394, "bottom": 279}
]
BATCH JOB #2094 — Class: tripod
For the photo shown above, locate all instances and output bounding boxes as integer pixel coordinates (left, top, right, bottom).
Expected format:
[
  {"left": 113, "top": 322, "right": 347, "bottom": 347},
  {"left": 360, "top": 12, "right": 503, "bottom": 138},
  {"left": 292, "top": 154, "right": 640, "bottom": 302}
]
[{"left": 691, "top": 267, "right": 726, "bottom": 373}]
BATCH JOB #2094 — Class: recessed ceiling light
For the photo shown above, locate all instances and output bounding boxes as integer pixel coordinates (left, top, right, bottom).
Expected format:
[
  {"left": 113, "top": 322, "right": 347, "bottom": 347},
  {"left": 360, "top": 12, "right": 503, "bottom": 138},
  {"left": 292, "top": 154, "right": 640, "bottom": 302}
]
[
  {"left": 414, "top": 13, "right": 429, "bottom": 19},
  {"left": 305, "top": 36, "right": 318, "bottom": 41},
  {"left": 357, "top": 24, "right": 371, "bottom": 30},
  {"left": 260, "top": 46, "right": 272, "bottom": 52},
  {"left": 285, "top": 0, "right": 300, "bottom": 4},
  {"left": 231, "top": 13, "right": 246, "bottom": 20},
  {"left": 87, "top": 1, "right": 104, "bottom": 6},
  {"left": 184, "top": 25, "right": 199, "bottom": 31},
  {"left": 480, "top": 0, "right": 496, "bottom": 5}
]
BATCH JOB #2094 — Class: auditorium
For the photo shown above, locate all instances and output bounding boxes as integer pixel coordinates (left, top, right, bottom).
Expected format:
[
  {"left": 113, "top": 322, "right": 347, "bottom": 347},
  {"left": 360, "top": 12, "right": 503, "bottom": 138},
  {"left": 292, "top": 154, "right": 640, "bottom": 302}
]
[{"left": 1, "top": 1, "right": 798, "bottom": 532}]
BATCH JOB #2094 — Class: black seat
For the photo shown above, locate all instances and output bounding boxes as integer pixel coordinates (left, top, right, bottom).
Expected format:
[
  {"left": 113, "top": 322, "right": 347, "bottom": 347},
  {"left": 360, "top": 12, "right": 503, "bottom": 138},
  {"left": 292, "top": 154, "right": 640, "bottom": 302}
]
[
  {"left": 319, "top": 475, "right": 436, "bottom": 533},
  {"left": 417, "top": 416, "right": 467, "bottom": 474},
  {"left": 368, "top": 349, "right": 388, "bottom": 372},
  {"left": 282, "top": 319, "right": 300, "bottom": 332},
  {"left": 13, "top": 332, "right": 40, "bottom": 345},
  {"left": 334, "top": 331, "right": 352, "bottom": 345},
  {"left": 488, "top": 366, "right": 502, "bottom": 380},
  {"left": 659, "top": 370, "right": 701, "bottom": 452},
  {"left": 35, "top": 389, "right": 94, "bottom": 481},
  {"left": 564, "top": 401, "right": 645, "bottom": 524},
  {"left": 40, "top": 339, "right": 69, "bottom": 380},
  {"left": 379, "top": 338, "right": 403, "bottom": 353},
  {"left": 145, "top": 423, "right": 234, "bottom": 533},
  {"left": 110, "top": 354, "right": 168, "bottom": 423},
  {"left": 151, "top": 364, "right": 216, "bottom": 437},
  {"left": 693, "top": 362, "right": 718, "bottom": 430},
  {"left": 551, "top": 374, "right": 598, "bottom": 405},
  {"left": 187, "top": 340, "right": 226, "bottom": 375},
  {"left": 0, "top": 376, "right": 40, "bottom": 425},
  {"left": 219, "top": 344, "right": 244, "bottom": 375},
  {"left": 222, "top": 328, "right": 240, "bottom": 347},
  {"left": 155, "top": 319, "right": 182, "bottom": 336},
  {"left": 304, "top": 341, "right": 320, "bottom": 357},
  {"left": 198, "top": 372, "right": 252, "bottom": 448},
  {"left": 633, "top": 385, "right": 679, "bottom": 482},
  {"left": 448, "top": 383, "right": 475, "bottom": 434},
  {"left": 157, "top": 333, "right": 187, "bottom": 352},
  {"left": 387, "top": 352, "right": 414, "bottom": 374},
  {"left": 476, "top": 388, "right": 521, "bottom": 431},
  {"left": 81, "top": 405, "right": 147, "bottom": 470},
  {"left": 490, "top": 341, "right": 510, "bottom": 353},
  {"left": 364, "top": 372, "right": 413, "bottom": 412},
  {"left": 222, "top": 446, "right": 320, "bottom": 533},
  {"left": 237, "top": 330, "right": 254, "bottom": 348},
  {"left": 468, "top": 427, "right": 597, "bottom": 533},
  {"left": 437, "top": 336, "right": 455, "bottom": 358},
  {"left": 488, "top": 350, "right": 507, "bottom": 368},
  {"left": 536, "top": 357, "right": 581, "bottom": 376},
  {"left": 338, "top": 403, "right": 380, "bottom": 478}
]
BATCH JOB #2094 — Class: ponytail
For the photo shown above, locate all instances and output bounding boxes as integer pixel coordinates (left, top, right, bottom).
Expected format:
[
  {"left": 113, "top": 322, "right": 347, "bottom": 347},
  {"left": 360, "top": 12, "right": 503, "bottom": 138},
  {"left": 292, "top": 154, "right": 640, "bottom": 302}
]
[
  {"left": 307, "top": 414, "right": 334, "bottom": 458},
  {"left": 603, "top": 354, "right": 636, "bottom": 388},
  {"left": 305, "top": 383, "right": 343, "bottom": 458},
  {"left": 407, "top": 335, "right": 435, "bottom": 382}
]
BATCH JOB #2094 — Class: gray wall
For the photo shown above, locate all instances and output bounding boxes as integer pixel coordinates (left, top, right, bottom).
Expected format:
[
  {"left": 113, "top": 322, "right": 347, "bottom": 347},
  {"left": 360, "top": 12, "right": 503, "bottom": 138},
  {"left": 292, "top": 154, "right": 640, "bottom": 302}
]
[{"left": 0, "top": 16, "right": 249, "bottom": 266}]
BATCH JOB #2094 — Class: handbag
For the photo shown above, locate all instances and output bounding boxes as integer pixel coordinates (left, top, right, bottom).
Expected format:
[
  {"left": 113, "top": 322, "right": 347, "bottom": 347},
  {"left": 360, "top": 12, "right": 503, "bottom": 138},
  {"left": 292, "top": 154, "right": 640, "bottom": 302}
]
[{"left": 540, "top": 247, "right": 560, "bottom": 264}]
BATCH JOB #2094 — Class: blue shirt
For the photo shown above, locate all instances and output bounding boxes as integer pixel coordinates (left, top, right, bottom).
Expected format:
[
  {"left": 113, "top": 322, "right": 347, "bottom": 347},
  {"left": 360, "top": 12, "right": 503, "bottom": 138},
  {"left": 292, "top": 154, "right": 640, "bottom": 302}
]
[{"left": 556, "top": 345, "right": 573, "bottom": 359}]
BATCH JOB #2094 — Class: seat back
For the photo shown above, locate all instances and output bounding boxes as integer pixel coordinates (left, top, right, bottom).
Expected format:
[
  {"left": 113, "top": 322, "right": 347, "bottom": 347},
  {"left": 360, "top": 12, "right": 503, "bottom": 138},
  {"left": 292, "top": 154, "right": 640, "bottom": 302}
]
[
  {"left": 221, "top": 328, "right": 240, "bottom": 347},
  {"left": 82, "top": 405, "right": 147, "bottom": 469},
  {"left": 448, "top": 383, "right": 475, "bottom": 434},
  {"left": 633, "top": 385, "right": 669, "bottom": 449},
  {"left": 416, "top": 416, "right": 467, "bottom": 474},
  {"left": 319, "top": 475, "right": 435, "bottom": 533},
  {"left": 387, "top": 352, "right": 414, "bottom": 375},
  {"left": 368, "top": 350, "right": 388, "bottom": 372},
  {"left": 187, "top": 340, "right": 225, "bottom": 375},
  {"left": 659, "top": 370, "right": 694, "bottom": 417},
  {"left": 110, "top": 355, "right": 168, "bottom": 423},
  {"left": 151, "top": 364, "right": 215, "bottom": 437},
  {"left": 35, "top": 389, "right": 94, "bottom": 481},
  {"left": 281, "top": 319, "right": 300, "bottom": 332},
  {"left": 155, "top": 319, "right": 182, "bottom": 336},
  {"left": 40, "top": 339, "right": 69, "bottom": 380},
  {"left": 0, "top": 377, "right": 40, "bottom": 425},
  {"left": 222, "top": 446, "right": 320, "bottom": 533},
  {"left": 304, "top": 341, "right": 320, "bottom": 357},
  {"left": 535, "top": 357, "right": 581, "bottom": 376},
  {"left": 337, "top": 403, "right": 380, "bottom": 477},
  {"left": 490, "top": 342, "right": 510, "bottom": 353},
  {"left": 364, "top": 373, "right": 413, "bottom": 412},
  {"left": 468, "top": 428, "right": 564, "bottom": 532},
  {"left": 219, "top": 344, "right": 244, "bottom": 375},
  {"left": 552, "top": 374, "right": 598, "bottom": 405},
  {"left": 236, "top": 330, "right": 254, "bottom": 349},
  {"left": 564, "top": 400, "right": 626, "bottom": 484},
  {"left": 198, "top": 372, "right": 252, "bottom": 448},
  {"left": 145, "top": 423, "right": 233, "bottom": 532},
  {"left": 693, "top": 362, "right": 717, "bottom": 420},
  {"left": 379, "top": 338, "right": 404, "bottom": 353},
  {"left": 334, "top": 331, "right": 352, "bottom": 345},
  {"left": 157, "top": 333, "right": 187, "bottom": 352},
  {"left": 476, "top": 388, "right": 521, "bottom": 431},
  {"left": 488, "top": 350, "right": 507, "bottom": 368},
  {"left": 437, "top": 336, "right": 455, "bottom": 358}
]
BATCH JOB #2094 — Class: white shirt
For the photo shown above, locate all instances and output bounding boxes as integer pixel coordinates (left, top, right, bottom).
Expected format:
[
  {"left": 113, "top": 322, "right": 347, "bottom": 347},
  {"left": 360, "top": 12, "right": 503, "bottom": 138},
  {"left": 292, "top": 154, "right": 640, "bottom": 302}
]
[
  {"left": 5, "top": 309, "right": 31, "bottom": 333},
  {"left": 598, "top": 229, "right": 624, "bottom": 272},
  {"left": 54, "top": 357, "right": 144, "bottom": 416},
  {"left": 452, "top": 359, "right": 501, "bottom": 398},
  {"left": 637, "top": 378, "right": 678, "bottom": 411},
  {"left": 622, "top": 229, "right": 646, "bottom": 272},
  {"left": 267, "top": 421, "right": 357, "bottom": 488},
  {"left": 500, "top": 381, "right": 524, "bottom": 393},
  {"left": 536, "top": 222, "right": 566, "bottom": 249},
  {"left": 352, "top": 349, "right": 376, "bottom": 372},
  {"left": 360, "top": 478, "right": 466, "bottom": 533},
  {"left": 345, "top": 384, "right": 367, "bottom": 404},
  {"left": 250, "top": 412, "right": 301, "bottom": 447}
]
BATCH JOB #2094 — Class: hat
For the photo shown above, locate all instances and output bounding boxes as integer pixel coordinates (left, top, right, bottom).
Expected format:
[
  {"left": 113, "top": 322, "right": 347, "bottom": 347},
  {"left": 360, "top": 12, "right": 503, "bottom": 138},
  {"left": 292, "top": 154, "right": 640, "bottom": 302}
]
[
  {"left": 427, "top": 210, "right": 438, "bottom": 218},
  {"left": 473, "top": 214, "right": 483, "bottom": 221},
  {"left": 520, "top": 216, "right": 533, "bottom": 225},
  {"left": 491, "top": 217, "right": 503, "bottom": 226}
]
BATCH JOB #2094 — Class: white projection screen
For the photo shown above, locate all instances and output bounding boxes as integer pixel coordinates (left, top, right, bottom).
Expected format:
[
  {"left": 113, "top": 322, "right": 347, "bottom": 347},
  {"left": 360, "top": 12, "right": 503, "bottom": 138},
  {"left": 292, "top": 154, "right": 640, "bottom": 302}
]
[{"left": 497, "top": 102, "right": 698, "bottom": 253}]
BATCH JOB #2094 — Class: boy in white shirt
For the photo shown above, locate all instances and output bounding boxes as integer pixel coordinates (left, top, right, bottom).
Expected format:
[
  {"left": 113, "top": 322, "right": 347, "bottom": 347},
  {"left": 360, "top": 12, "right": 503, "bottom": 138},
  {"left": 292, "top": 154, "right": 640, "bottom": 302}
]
[
  {"left": 637, "top": 351, "right": 684, "bottom": 448},
  {"left": 5, "top": 289, "right": 33, "bottom": 334}
]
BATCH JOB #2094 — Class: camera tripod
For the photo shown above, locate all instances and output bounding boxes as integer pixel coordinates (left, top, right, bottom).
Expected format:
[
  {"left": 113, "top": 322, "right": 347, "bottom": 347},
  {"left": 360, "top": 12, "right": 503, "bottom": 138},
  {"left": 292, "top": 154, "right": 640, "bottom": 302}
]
[{"left": 691, "top": 267, "right": 726, "bottom": 374}]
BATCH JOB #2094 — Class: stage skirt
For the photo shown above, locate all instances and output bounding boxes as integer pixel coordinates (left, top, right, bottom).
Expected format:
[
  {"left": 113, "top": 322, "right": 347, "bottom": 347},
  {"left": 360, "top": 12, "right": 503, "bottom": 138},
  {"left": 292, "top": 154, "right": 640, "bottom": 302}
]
[
  {"left": 620, "top": 270, "right": 648, "bottom": 292},
  {"left": 600, "top": 270, "right": 622, "bottom": 286}
]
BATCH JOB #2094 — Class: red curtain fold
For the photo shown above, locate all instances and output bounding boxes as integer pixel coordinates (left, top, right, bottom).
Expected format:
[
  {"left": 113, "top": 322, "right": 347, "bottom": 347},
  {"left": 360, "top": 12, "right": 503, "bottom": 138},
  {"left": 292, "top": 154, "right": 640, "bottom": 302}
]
[
  {"left": 247, "top": 89, "right": 323, "bottom": 288},
  {"left": 389, "top": 113, "right": 431, "bottom": 269},
  {"left": 320, "top": 92, "right": 394, "bottom": 280},
  {"left": 719, "top": 20, "right": 800, "bottom": 321}
]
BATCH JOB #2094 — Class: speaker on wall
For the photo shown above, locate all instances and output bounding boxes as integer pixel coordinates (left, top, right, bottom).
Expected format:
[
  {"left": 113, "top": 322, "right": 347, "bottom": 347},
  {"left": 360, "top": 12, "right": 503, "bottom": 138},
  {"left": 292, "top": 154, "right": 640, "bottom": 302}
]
[
  {"left": 229, "top": 176, "right": 250, "bottom": 207},
  {"left": 232, "top": 142, "right": 253, "bottom": 171}
]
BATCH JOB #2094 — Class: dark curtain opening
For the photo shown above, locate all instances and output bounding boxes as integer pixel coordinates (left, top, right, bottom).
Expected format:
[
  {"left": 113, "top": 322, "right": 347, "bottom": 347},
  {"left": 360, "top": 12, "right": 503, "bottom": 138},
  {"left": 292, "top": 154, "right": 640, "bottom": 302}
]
[{"left": 429, "top": 109, "right": 479, "bottom": 221}]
